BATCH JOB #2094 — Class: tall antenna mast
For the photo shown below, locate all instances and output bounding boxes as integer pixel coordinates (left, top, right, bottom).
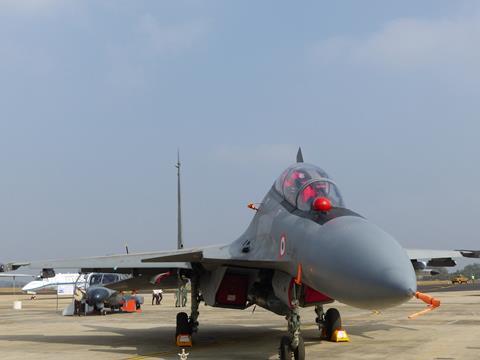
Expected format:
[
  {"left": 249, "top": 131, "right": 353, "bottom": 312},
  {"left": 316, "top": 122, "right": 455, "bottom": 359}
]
[{"left": 176, "top": 149, "right": 183, "bottom": 249}]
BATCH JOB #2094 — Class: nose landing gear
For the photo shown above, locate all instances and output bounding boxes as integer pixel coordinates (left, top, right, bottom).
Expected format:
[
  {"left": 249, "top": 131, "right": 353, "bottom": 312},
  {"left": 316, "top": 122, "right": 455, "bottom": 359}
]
[
  {"left": 279, "top": 334, "right": 304, "bottom": 360},
  {"left": 279, "top": 297, "right": 305, "bottom": 360}
]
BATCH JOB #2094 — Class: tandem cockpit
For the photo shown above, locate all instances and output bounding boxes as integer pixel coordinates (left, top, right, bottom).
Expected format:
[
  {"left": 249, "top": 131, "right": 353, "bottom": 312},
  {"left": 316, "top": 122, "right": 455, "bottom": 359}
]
[{"left": 274, "top": 163, "right": 345, "bottom": 211}]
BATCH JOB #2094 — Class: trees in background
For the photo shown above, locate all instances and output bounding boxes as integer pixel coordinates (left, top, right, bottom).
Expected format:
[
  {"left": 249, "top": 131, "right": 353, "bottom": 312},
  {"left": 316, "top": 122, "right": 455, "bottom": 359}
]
[{"left": 424, "top": 263, "right": 480, "bottom": 281}]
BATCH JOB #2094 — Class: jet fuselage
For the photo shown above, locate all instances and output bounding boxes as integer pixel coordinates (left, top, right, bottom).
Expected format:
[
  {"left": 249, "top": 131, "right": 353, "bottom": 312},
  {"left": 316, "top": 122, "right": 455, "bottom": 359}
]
[{"left": 231, "top": 162, "right": 416, "bottom": 310}]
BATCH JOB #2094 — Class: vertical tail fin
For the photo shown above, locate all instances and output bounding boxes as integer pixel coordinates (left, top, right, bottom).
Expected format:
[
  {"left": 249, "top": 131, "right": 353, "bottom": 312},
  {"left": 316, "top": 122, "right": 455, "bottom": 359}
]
[{"left": 296, "top": 147, "right": 304, "bottom": 163}]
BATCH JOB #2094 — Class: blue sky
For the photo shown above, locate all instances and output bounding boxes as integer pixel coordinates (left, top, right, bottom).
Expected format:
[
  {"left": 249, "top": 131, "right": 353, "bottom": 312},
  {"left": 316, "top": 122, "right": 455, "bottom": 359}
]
[{"left": 1, "top": 1, "right": 479, "bottom": 262}]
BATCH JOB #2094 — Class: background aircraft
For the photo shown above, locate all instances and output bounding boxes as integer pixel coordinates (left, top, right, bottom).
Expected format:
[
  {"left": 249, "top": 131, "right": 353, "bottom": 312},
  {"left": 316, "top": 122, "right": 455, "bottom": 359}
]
[
  {"left": 7, "top": 149, "right": 479, "bottom": 360},
  {"left": 23, "top": 271, "right": 134, "bottom": 312},
  {"left": 71, "top": 272, "right": 138, "bottom": 314},
  {"left": 21, "top": 272, "right": 84, "bottom": 295}
]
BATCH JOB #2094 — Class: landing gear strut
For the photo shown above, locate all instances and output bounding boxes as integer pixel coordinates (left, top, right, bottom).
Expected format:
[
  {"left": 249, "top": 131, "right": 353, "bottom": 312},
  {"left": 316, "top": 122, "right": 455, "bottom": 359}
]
[
  {"left": 189, "top": 273, "right": 200, "bottom": 333},
  {"left": 175, "top": 274, "right": 200, "bottom": 347},
  {"left": 279, "top": 288, "right": 305, "bottom": 360},
  {"left": 315, "top": 305, "right": 325, "bottom": 336}
]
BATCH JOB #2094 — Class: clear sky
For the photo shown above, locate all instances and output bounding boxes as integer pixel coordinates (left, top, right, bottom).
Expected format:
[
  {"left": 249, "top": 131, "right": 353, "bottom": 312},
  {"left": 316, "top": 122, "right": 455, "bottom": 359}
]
[{"left": 1, "top": 1, "right": 479, "bottom": 262}]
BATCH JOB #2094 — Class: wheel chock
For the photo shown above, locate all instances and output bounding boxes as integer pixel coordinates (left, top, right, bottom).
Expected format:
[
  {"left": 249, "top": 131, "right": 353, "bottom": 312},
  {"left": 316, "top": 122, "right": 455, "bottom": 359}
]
[
  {"left": 331, "top": 329, "right": 350, "bottom": 342},
  {"left": 176, "top": 334, "right": 192, "bottom": 347}
]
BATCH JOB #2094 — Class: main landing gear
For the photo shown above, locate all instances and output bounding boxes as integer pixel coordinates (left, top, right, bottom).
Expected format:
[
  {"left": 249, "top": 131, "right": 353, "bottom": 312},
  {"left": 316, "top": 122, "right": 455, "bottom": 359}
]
[
  {"left": 279, "top": 293, "right": 305, "bottom": 360},
  {"left": 175, "top": 275, "right": 200, "bottom": 347},
  {"left": 315, "top": 305, "right": 342, "bottom": 341}
]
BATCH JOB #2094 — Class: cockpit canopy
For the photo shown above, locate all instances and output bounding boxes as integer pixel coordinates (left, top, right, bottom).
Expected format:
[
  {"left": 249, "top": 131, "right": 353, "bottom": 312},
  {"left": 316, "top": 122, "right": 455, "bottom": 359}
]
[
  {"left": 274, "top": 163, "right": 345, "bottom": 210},
  {"left": 89, "top": 273, "right": 121, "bottom": 286}
]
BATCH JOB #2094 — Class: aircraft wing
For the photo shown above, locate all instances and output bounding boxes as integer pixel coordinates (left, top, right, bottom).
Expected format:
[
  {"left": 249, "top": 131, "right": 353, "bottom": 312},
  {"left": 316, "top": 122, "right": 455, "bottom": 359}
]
[
  {"left": 7, "top": 244, "right": 289, "bottom": 292},
  {"left": 406, "top": 248, "right": 480, "bottom": 267},
  {"left": 0, "top": 273, "right": 35, "bottom": 278},
  {"left": 140, "top": 244, "right": 288, "bottom": 270},
  {"left": 7, "top": 252, "right": 192, "bottom": 273},
  {"left": 7, "top": 244, "right": 287, "bottom": 273}
]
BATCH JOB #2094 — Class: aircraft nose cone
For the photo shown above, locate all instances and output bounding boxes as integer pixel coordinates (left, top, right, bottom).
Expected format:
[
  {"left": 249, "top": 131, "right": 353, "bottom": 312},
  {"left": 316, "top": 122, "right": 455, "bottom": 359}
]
[
  {"left": 88, "top": 288, "right": 109, "bottom": 303},
  {"left": 307, "top": 216, "right": 416, "bottom": 309},
  {"left": 373, "top": 267, "right": 416, "bottom": 307}
]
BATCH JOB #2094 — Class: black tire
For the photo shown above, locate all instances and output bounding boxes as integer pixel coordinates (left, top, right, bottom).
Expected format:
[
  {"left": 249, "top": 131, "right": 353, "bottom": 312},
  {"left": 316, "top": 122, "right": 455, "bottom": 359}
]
[
  {"left": 293, "top": 335, "right": 305, "bottom": 360},
  {"left": 176, "top": 312, "right": 191, "bottom": 336},
  {"left": 325, "top": 308, "right": 342, "bottom": 341},
  {"left": 279, "top": 336, "right": 293, "bottom": 360},
  {"left": 279, "top": 335, "right": 305, "bottom": 360}
]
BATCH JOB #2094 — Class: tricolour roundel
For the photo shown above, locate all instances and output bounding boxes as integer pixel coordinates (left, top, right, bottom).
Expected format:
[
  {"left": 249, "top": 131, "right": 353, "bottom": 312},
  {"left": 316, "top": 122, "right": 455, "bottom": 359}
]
[{"left": 279, "top": 234, "right": 287, "bottom": 257}]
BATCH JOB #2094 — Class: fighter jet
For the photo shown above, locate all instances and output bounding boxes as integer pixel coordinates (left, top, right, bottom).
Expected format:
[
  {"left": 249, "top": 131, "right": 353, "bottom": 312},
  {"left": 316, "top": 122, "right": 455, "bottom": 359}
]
[{"left": 7, "top": 149, "right": 479, "bottom": 360}]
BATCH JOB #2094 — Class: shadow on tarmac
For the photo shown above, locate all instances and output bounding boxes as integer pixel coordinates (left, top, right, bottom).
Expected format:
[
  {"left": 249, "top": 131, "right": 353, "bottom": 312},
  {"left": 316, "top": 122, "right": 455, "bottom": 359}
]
[
  {"left": 0, "top": 321, "right": 419, "bottom": 359},
  {"left": 0, "top": 323, "right": 286, "bottom": 359}
]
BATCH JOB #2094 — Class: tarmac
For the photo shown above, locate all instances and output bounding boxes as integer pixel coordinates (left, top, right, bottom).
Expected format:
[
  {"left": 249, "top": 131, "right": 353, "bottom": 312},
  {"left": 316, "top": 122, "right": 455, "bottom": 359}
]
[{"left": 0, "top": 290, "right": 479, "bottom": 360}]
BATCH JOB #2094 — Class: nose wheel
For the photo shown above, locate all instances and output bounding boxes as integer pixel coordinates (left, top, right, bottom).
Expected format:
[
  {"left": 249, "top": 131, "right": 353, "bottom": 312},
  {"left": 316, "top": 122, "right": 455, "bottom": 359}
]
[
  {"left": 279, "top": 295, "right": 305, "bottom": 360},
  {"left": 279, "top": 334, "right": 305, "bottom": 360}
]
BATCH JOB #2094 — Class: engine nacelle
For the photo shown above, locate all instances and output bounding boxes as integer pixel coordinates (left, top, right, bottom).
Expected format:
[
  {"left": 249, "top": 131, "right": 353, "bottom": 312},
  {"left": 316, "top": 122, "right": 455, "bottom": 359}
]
[
  {"left": 271, "top": 270, "right": 334, "bottom": 307},
  {"left": 411, "top": 260, "right": 427, "bottom": 271},
  {"left": 416, "top": 269, "right": 440, "bottom": 276},
  {"left": 427, "top": 258, "right": 456, "bottom": 267},
  {"left": 0, "top": 263, "right": 5, "bottom": 272},
  {"left": 215, "top": 273, "right": 249, "bottom": 309},
  {"left": 247, "top": 282, "right": 290, "bottom": 316},
  {"left": 272, "top": 271, "right": 294, "bottom": 307}
]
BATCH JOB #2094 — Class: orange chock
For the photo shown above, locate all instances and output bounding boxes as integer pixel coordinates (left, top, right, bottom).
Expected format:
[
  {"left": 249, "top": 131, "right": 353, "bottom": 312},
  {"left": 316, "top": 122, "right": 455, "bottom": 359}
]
[{"left": 331, "top": 329, "right": 350, "bottom": 342}]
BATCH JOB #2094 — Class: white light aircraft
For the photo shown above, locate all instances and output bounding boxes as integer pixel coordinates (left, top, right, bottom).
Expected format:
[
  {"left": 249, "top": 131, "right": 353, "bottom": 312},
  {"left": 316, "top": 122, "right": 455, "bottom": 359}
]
[{"left": 21, "top": 273, "right": 84, "bottom": 294}]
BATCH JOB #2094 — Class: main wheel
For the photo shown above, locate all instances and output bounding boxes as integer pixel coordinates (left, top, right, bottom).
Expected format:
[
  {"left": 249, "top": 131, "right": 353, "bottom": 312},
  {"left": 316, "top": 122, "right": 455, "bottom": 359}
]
[
  {"left": 325, "top": 308, "right": 342, "bottom": 341},
  {"left": 176, "top": 312, "right": 191, "bottom": 337},
  {"left": 279, "top": 335, "right": 305, "bottom": 360}
]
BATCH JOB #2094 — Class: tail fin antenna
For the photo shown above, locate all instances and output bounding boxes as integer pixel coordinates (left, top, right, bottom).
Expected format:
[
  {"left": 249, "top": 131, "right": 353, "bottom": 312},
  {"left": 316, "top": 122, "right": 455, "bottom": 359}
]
[{"left": 296, "top": 147, "right": 304, "bottom": 163}]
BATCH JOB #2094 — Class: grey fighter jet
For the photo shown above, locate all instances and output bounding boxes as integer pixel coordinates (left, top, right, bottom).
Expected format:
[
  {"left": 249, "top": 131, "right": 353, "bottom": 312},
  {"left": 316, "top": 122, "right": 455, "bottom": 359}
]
[{"left": 7, "top": 149, "right": 479, "bottom": 360}]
